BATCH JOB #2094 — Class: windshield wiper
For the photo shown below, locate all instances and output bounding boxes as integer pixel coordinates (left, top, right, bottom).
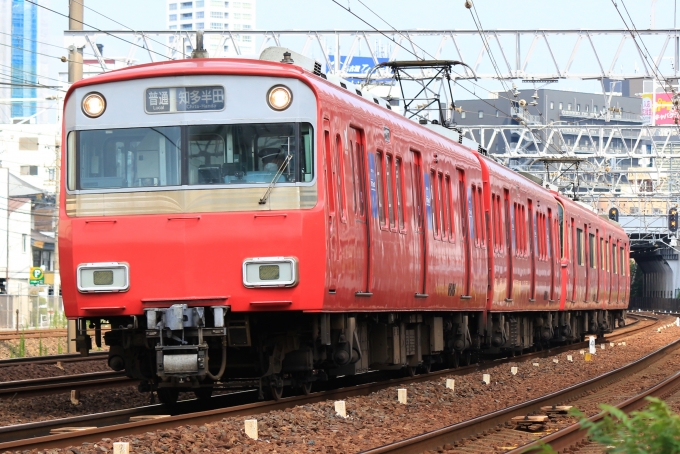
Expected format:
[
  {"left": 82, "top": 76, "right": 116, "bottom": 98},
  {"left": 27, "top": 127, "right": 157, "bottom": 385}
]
[{"left": 259, "top": 154, "right": 292, "bottom": 205}]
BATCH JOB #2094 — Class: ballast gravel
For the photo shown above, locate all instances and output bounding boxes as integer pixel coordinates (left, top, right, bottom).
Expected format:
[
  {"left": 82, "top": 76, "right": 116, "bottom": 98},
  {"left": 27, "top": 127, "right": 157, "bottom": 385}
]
[{"left": 3, "top": 314, "right": 680, "bottom": 454}]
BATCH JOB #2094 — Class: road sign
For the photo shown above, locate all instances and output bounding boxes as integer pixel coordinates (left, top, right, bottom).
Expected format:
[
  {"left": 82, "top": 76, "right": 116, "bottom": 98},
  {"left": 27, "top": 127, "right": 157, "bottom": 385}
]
[{"left": 29, "top": 267, "right": 44, "bottom": 285}]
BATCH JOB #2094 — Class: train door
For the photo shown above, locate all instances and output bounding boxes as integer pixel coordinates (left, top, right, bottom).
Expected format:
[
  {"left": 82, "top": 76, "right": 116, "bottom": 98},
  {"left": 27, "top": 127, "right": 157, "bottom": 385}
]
[
  {"left": 548, "top": 208, "right": 555, "bottom": 302},
  {"left": 323, "top": 124, "right": 339, "bottom": 290},
  {"left": 349, "top": 127, "right": 370, "bottom": 294},
  {"left": 411, "top": 150, "right": 427, "bottom": 295},
  {"left": 458, "top": 169, "right": 471, "bottom": 297},
  {"left": 584, "top": 225, "right": 589, "bottom": 301},
  {"left": 528, "top": 200, "right": 536, "bottom": 301},
  {"left": 504, "top": 189, "right": 513, "bottom": 300}
]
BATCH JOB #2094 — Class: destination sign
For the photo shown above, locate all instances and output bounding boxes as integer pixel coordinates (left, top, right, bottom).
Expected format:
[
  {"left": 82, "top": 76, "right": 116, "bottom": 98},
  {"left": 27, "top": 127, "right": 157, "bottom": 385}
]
[{"left": 145, "top": 86, "right": 225, "bottom": 113}]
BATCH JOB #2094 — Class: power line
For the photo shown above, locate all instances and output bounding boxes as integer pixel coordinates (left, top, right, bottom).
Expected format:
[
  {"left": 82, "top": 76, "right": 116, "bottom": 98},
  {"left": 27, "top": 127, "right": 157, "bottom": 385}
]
[
  {"left": 24, "top": 0, "right": 172, "bottom": 62},
  {"left": 67, "top": 0, "right": 180, "bottom": 58},
  {"left": 0, "top": 63, "right": 66, "bottom": 86},
  {"left": 0, "top": 42, "right": 103, "bottom": 70}
]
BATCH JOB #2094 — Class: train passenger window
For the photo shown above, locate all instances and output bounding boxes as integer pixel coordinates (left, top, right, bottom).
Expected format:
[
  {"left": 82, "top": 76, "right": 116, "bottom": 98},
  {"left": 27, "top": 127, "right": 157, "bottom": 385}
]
[
  {"left": 589, "top": 233, "right": 596, "bottom": 268},
  {"left": 557, "top": 202, "right": 565, "bottom": 258},
  {"left": 431, "top": 170, "right": 440, "bottom": 237},
  {"left": 438, "top": 172, "right": 446, "bottom": 237},
  {"left": 513, "top": 203, "right": 519, "bottom": 255},
  {"left": 354, "top": 143, "right": 366, "bottom": 217},
  {"left": 606, "top": 240, "right": 610, "bottom": 271},
  {"left": 477, "top": 186, "right": 485, "bottom": 247},
  {"left": 349, "top": 142, "right": 358, "bottom": 214},
  {"left": 612, "top": 243, "right": 617, "bottom": 274},
  {"left": 576, "top": 228, "right": 584, "bottom": 266},
  {"left": 620, "top": 247, "right": 625, "bottom": 276},
  {"left": 471, "top": 185, "right": 479, "bottom": 246},
  {"left": 445, "top": 175, "right": 454, "bottom": 240},
  {"left": 395, "top": 158, "right": 405, "bottom": 230},
  {"left": 385, "top": 154, "right": 395, "bottom": 228},
  {"left": 376, "top": 152, "right": 386, "bottom": 226},
  {"left": 324, "top": 131, "right": 335, "bottom": 214},
  {"left": 335, "top": 135, "right": 346, "bottom": 221},
  {"left": 600, "top": 238, "right": 605, "bottom": 270}
]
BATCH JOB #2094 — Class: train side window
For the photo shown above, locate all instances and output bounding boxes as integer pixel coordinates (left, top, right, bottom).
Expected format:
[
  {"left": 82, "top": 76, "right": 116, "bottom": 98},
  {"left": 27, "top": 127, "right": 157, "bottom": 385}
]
[
  {"left": 600, "top": 237, "right": 605, "bottom": 270},
  {"left": 620, "top": 246, "right": 625, "bottom": 276},
  {"left": 335, "top": 135, "right": 346, "bottom": 222},
  {"left": 576, "top": 228, "right": 584, "bottom": 266},
  {"left": 472, "top": 184, "right": 479, "bottom": 246},
  {"left": 395, "top": 157, "right": 405, "bottom": 231},
  {"left": 412, "top": 153, "right": 424, "bottom": 232},
  {"left": 324, "top": 131, "right": 335, "bottom": 215},
  {"left": 513, "top": 203, "right": 519, "bottom": 256},
  {"left": 612, "top": 242, "right": 617, "bottom": 274},
  {"left": 445, "top": 175, "right": 454, "bottom": 241},
  {"left": 521, "top": 204, "right": 527, "bottom": 255},
  {"left": 606, "top": 240, "right": 610, "bottom": 271},
  {"left": 431, "top": 170, "right": 440, "bottom": 238},
  {"left": 589, "top": 233, "right": 596, "bottom": 268},
  {"left": 376, "top": 151, "right": 386, "bottom": 226},
  {"left": 477, "top": 186, "right": 485, "bottom": 247},
  {"left": 557, "top": 202, "right": 565, "bottom": 258},
  {"left": 438, "top": 172, "right": 446, "bottom": 237},
  {"left": 355, "top": 143, "right": 366, "bottom": 217},
  {"left": 349, "top": 141, "right": 358, "bottom": 214},
  {"left": 385, "top": 154, "right": 395, "bottom": 229}
]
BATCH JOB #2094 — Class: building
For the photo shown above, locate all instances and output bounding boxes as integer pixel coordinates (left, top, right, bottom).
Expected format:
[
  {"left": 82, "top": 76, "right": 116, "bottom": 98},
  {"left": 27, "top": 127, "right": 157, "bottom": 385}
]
[
  {"left": 0, "top": 0, "right": 51, "bottom": 124},
  {"left": 166, "top": 0, "right": 257, "bottom": 57}
]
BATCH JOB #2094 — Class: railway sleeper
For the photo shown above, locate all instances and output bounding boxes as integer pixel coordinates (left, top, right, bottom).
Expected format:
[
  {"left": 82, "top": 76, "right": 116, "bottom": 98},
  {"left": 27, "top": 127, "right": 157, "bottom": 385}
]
[{"left": 76, "top": 307, "right": 627, "bottom": 403}]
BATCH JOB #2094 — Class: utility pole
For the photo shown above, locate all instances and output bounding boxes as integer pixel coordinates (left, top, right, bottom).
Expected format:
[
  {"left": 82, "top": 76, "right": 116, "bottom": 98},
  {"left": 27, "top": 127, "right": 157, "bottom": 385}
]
[
  {"left": 66, "top": 0, "right": 83, "bottom": 353},
  {"left": 67, "top": 0, "right": 84, "bottom": 84}
]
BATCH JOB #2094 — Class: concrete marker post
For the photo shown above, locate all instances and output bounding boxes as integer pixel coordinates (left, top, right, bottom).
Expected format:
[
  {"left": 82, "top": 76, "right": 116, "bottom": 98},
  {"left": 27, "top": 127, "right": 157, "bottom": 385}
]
[
  {"left": 446, "top": 379, "right": 455, "bottom": 390},
  {"left": 567, "top": 355, "right": 573, "bottom": 362},
  {"left": 482, "top": 374, "right": 490, "bottom": 384},
  {"left": 398, "top": 388, "right": 407, "bottom": 404},
  {"left": 245, "top": 419, "right": 258, "bottom": 440},
  {"left": 113, "top": 443, "right": 130, "bottom": 454},
  {"left": 334, "top": 401, "right": 347, "bottom": 418}
]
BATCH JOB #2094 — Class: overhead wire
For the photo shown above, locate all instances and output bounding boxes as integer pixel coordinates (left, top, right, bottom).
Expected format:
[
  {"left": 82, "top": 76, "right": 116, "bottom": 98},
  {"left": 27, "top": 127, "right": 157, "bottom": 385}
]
[
  {"left": 67, "top": 0, "right": 183, "bottom": 59},
  {"left": 24, "top": 0, "right": 173, "bottom": 62}
]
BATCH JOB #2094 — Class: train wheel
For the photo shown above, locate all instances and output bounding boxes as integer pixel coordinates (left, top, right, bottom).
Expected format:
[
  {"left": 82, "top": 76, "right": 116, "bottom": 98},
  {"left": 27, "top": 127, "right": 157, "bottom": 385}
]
[
  {"left": 449, "top": 352, "right": 460, "bottom": 368},
  {"left": 301, "top": 382, "right": 313, "bottom": 395},
  {"left": 269, "top": 383, "right": 284, "bottom": 400},
  {"left": 194, "top": 387, "right": 213, "bottom": 400},
  {"left": 405, "top": 365, "right": 417, "bottom": 377},
  {"left": 157, "top": 388, "right": 179, "bottom": 405}
]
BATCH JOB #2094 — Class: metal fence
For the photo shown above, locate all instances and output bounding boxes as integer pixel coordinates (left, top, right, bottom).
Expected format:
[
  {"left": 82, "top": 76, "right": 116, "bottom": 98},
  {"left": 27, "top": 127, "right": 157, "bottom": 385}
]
[
  {"left": 629, "top": 296, "right": 680, "bottom": 312},
  {"left": 0, "top": 295, "right": 64, "bottom": 331}
]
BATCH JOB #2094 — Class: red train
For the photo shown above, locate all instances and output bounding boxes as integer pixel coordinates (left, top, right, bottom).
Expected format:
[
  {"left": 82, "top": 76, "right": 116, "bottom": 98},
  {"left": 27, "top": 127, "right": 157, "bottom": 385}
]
[{"left": 60, "top": 45, "right": 629, "bottom": 402}]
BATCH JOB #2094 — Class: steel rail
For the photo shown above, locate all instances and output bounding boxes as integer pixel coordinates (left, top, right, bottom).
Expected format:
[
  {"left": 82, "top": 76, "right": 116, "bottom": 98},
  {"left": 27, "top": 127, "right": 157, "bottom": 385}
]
[
  {"left": 0, "top": 371, "right": 130, "bottom": 399},
  {"left": 508, "top": 335, "right": 680, "bottom": 452},
  {"left": 0, "top": 351, "right": 107, "bottom": 368},
  {"left": 0, "top": 313, "right": 656, "bottom": 451},
  {"left": 359, "top": 318, "right": 674, "bottom": 453}
]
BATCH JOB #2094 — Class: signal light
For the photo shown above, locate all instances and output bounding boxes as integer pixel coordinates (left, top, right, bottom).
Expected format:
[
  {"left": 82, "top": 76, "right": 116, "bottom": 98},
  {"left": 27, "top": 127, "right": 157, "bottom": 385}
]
[
  {"left": 608, "top": 207, "right": 619, "bottom": 222},
  {"left": 670, "top": 207, "right": 678, "bottom": 232}
]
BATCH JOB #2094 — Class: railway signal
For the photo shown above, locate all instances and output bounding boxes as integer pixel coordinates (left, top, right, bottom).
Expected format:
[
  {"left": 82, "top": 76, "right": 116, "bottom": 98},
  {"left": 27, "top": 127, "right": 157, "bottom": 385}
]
[
  {"left": 608, "top": 207, "right": 619, "bottom": 222},
  {"left": 669, "top": 207, "right": 678, "bottom": 232}
]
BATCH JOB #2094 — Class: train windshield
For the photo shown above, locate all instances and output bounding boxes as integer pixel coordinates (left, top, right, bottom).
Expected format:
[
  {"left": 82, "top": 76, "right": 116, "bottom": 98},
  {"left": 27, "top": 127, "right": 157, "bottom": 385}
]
[{"left": 71, "top": 122, "right": 314, "bottom": 190}]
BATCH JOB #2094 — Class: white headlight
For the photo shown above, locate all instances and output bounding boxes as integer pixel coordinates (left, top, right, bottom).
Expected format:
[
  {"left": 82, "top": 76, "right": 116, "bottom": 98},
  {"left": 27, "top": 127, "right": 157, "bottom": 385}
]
[
  {"left": 82, "top": 92, "right": 106, "bottom": 118},
  {"left": 243, "top": 257, "right": 298, "bottom": 288},
  {"left": 267, "top": 85, "right": 292, "bottom": 111},
  {"left": 77, "top": 262, "right": 129, "bottom": 292}
]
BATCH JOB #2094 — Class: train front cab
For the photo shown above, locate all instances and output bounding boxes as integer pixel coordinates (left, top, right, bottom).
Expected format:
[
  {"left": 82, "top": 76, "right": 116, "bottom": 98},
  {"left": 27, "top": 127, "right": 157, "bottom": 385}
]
[{"left": 60, "top": 63, "right": 332, "bottom": 401}]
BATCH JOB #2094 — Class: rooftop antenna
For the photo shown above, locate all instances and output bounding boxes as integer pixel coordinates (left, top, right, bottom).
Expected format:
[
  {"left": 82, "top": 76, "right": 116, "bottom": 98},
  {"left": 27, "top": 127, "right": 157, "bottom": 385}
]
[{"left": 191, "top": 30, "right": 209, "bottom": 59}]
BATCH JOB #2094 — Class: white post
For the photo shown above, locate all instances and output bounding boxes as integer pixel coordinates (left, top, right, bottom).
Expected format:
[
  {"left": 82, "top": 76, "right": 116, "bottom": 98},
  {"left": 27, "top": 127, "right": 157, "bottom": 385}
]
[
  {"left": 589, "top": 336, "right": 596, "bottom": 354},
  {"left": 245, "top": 419, "right": 258, "bottom": 440},
  {"left": 446, "top": 379, "right": 455, "bottom": 390},
  {"left": 334, "top": 401, "right": 347, "bottom": 418},
  {"left": 511, "top": 366, "right": 518, "bottom": 375},
  {"left": 113, "top": 443, "right": 130, "bottom": 454},
  {"left": 482, "top": 374, "right": 490, "bottom": 384},
  {"left": 567, "top": 355, "right": 573, "bottom": 362},
  {"left": 397, "top": 388, "right": 407, "bottom": 404}
]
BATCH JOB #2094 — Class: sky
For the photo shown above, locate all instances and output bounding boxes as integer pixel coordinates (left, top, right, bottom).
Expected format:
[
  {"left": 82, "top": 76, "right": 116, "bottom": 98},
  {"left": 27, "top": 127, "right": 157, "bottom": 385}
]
[{"left": 38, "top": 0, "right": 680, "bottom": 102}]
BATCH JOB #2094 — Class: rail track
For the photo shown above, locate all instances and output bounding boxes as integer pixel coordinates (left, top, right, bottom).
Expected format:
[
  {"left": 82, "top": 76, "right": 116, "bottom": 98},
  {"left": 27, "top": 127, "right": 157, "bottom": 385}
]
[
  {"left": 0, "top": 351, "right": 107, "bottom": 368},
  {"left": 0, "top": 313, "right": 658, "bottom": 451},
  {"left": 0, "top": 329, "right": 68, "bottom": 341}
]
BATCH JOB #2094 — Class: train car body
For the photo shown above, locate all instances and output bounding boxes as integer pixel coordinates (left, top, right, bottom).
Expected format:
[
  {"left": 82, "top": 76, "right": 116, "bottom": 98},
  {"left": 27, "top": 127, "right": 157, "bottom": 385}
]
[{"left": 60, "top": 48, "right": 629, "bottom": 401}]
